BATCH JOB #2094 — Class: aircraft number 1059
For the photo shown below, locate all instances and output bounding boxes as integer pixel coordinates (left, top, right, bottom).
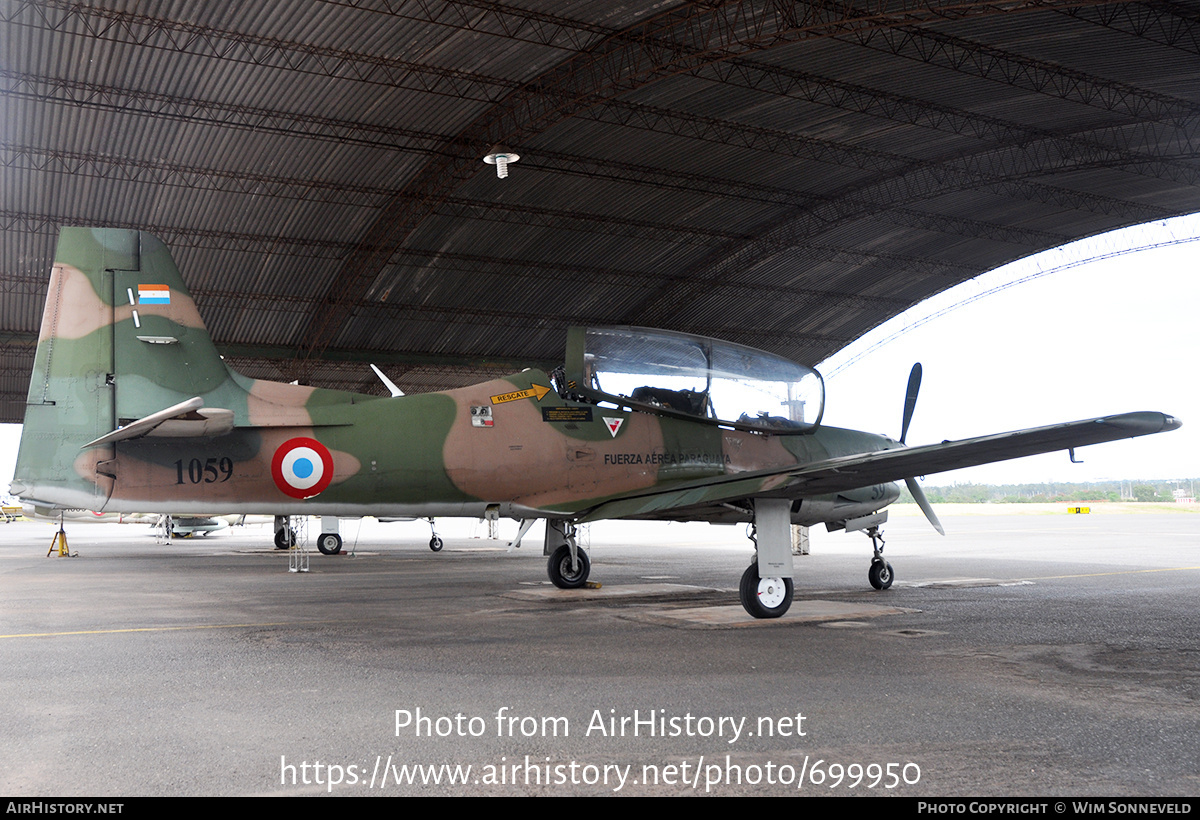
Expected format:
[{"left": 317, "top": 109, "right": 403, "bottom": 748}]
[{"left": 174, "top": 457, "right": 234, "bottom": 485}]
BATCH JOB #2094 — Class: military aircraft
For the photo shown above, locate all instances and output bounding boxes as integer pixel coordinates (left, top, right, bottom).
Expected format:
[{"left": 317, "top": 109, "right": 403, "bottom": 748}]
[
  {"left": 11, "top": 228, "right": 1180, "bottom": 618},
  {"left": 22, "top": 504, "right": 147, "bottom": 525},
  {"left": 21, "top": 504, "right": 248, "bottom": 537},
  {"left": 158, "top": 514, "right": 230, "bottom": 537}
]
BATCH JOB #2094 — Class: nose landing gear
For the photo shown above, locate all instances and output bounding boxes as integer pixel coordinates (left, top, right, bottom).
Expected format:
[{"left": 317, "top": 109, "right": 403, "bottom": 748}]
[{"left": 865, "top": 525, "right": 894, "bottom": 590}]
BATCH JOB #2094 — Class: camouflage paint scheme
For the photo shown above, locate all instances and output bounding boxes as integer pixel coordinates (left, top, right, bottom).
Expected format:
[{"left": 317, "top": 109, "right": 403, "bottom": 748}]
[{"left": 12, "top": 228, "right": 1180, "bottom": 534}]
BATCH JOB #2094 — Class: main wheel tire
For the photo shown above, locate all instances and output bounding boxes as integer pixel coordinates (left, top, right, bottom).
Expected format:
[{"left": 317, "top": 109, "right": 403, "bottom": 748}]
[
  {"left": 317, "top": 533, "right": 343, "bottom": 555},
  {"left": 547, "top": 544, "right": 590, "bottom": 589},
  {"left": 274, "top": 528, "right": 295, "bottom": 550},
  {"left": 739, "top": 564, "right": 794, "bottom": 619},
  {"left": 868, "top": 560, "right": 894, "bottom": 590},
  {"left": 429, "top": 536, "right": 443, "bottom": 552}
]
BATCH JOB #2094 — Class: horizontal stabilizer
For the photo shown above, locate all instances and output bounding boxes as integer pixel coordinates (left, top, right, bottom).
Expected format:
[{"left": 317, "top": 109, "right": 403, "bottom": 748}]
[{"left": 82, "top": 397, "right": 235, "bottom": 448}]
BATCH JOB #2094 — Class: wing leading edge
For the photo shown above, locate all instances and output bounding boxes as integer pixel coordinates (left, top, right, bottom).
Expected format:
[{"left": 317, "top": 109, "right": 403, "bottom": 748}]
[{"left": 578, "top": 411, "right": 1180, "bottom": 522}]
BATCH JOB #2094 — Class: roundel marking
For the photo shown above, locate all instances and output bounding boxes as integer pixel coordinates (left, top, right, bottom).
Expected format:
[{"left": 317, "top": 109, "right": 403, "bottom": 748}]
[{"left": 271, "top": 437, "right": 335, "bottom": 499}]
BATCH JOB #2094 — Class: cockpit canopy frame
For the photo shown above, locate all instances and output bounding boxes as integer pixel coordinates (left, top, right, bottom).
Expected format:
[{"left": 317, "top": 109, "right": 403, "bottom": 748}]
[{"left": 564, "top": 326, "right": 825, "bottom": 435}]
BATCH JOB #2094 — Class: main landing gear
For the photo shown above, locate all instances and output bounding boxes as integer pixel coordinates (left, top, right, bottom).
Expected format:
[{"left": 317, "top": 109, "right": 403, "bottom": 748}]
[
  {"left": 738, "top": 511, "right": 795, "bottom": 619},
  {"left": 316, "top": 532, "right": 343, "bottom": 555},
  {"left": 545, "top": 520, "right": 590, "bottom": 589},
  {"left": 865, "top": 525, "right": 894, "bottom": 590},
  {"left": 273, "top": 527, "right": 296, "bottom": 550},
  {"left": 548, "top": 543, "right": 590, "bottom": 588},
  {"left": 739, "top": 562, "right": 794, "bottom": 619},
  {"left": 313, "top": 515, "right": 346, "bottom": 554}
]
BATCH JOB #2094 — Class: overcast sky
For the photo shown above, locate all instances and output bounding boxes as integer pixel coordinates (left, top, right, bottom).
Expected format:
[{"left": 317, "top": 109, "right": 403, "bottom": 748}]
[
  {"left": 820, "top": 214, "right": 1199, "bottom": 486},
  {"left": 2, "top": 216, "right": 1196, "bottom": 493}
]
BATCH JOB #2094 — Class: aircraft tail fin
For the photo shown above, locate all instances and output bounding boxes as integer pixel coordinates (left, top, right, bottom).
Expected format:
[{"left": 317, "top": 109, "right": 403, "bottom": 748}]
[{"left": 13, "top": 228, "right": 238, "bottom": 507}]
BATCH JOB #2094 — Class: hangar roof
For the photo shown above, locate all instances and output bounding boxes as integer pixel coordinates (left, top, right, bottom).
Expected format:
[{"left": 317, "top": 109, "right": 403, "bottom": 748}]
[{"left": 3, "top": 0, "right": 1199, "bottom": 422}]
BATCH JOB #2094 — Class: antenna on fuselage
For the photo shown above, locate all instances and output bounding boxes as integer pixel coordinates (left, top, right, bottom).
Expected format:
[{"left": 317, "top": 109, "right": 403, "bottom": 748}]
[{"left": 370, "top": 364, "right": 404, "bottom": 397}]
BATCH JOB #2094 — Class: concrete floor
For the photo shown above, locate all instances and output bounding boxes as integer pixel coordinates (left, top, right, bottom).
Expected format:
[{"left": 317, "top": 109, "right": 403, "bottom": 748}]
[{"left": 1, "top": 509, "right": 1197, "bottom": 796}]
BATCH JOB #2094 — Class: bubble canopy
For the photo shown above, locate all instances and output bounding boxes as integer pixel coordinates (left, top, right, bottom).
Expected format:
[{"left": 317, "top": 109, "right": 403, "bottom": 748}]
[{"left": 564, "top": 326, "right": 825, "bottom": 434}]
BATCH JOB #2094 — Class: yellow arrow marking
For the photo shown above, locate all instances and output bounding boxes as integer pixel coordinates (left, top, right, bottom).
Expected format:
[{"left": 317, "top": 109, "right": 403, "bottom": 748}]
[{"left": 490, "top": 384, "right": 552, "bottom": 405}]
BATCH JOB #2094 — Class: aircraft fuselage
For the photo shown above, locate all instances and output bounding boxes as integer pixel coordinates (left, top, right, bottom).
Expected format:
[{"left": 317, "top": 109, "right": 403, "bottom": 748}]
[{"left": 35, "top": 367, "right": 901, "bottom": 528}]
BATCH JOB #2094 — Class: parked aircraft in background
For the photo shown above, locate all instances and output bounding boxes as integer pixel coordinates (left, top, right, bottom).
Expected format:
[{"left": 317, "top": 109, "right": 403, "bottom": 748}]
[
  {"left": 160, "top": 514, "right": 230, "bottom": 537},
  {"left": 11, "top": 229, "right": 1180, "bottom": 617},
  {"left": 21, "top": 505, "right": 259, "bottom": 538},
  {"left": 22, "top": 504, "right": 149, "bottom": 525}
]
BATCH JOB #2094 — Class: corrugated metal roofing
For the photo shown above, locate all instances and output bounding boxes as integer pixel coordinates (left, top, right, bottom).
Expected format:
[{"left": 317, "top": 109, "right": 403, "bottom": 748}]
[{"left": 3, "top": 0, "right": 1200, "bottom": 420}]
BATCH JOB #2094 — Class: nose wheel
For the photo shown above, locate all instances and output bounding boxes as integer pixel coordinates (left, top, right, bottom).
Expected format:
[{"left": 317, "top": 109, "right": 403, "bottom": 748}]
[
  {"left": 865, "top": 525, "right": 894, "bottom": 590},
  {"left": 868, "top": 559, "right": 894, "bottom": 590}
]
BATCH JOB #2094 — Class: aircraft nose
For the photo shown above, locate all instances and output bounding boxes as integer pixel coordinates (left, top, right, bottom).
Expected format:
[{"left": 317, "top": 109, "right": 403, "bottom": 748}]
[
  {"left": 1163, "top": 414, "right": 1183, "bottom": 431},
  {"left": 883, "top": 481, "right": 902, "bottom": 506}
]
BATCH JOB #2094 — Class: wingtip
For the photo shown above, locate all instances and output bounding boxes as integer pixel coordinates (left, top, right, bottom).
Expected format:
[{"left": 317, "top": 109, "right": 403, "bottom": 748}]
[{"left": 1102, "top": 411, "right": 1182, "bottom": 435}]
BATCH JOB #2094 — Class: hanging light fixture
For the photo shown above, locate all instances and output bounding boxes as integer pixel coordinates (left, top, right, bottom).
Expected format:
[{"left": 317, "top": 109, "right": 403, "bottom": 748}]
[{"left": 483, "top": 147, "right": 520, "bottom": 179}]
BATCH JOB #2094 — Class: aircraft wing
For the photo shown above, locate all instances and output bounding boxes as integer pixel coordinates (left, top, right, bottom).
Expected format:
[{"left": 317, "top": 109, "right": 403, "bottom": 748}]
[{"left": 578, "top": 411, "right": 1180, "bottom": 521}]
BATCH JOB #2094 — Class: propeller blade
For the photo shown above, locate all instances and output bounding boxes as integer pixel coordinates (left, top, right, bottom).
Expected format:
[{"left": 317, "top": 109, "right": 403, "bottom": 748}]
[
  {"left": 900, "top": 362, "right": 922, "bottom": 445},
  {"left": 898, "top": 364, "right": 942, "bottom": 534},
  {"left": 906, "top": 477, "right": 944, "bottom": 536}
]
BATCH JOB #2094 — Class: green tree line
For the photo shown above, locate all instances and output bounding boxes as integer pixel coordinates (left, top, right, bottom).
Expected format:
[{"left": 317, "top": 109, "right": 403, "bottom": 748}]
[{"left": 896, "top": 480, "right": 1193, "bottom": 504}]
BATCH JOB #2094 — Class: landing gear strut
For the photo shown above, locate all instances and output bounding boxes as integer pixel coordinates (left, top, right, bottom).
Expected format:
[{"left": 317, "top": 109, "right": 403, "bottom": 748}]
[
  {"left": 866, "top": 525, "right": 894, "bottom": 590},
  {"left": 427, "top": 518, "right": 443, "bottom": 552}
]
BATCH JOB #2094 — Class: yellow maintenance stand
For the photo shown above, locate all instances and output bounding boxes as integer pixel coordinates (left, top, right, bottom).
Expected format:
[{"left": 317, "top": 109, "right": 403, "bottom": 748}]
[{"left": 46, "top": 515, "right": 74, "bottom": 557}]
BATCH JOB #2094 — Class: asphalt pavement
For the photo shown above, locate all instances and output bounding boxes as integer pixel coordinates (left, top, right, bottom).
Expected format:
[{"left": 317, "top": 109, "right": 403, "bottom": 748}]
[{"left": 1, "top": 508, "right": 1196, "bottom": 796}]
